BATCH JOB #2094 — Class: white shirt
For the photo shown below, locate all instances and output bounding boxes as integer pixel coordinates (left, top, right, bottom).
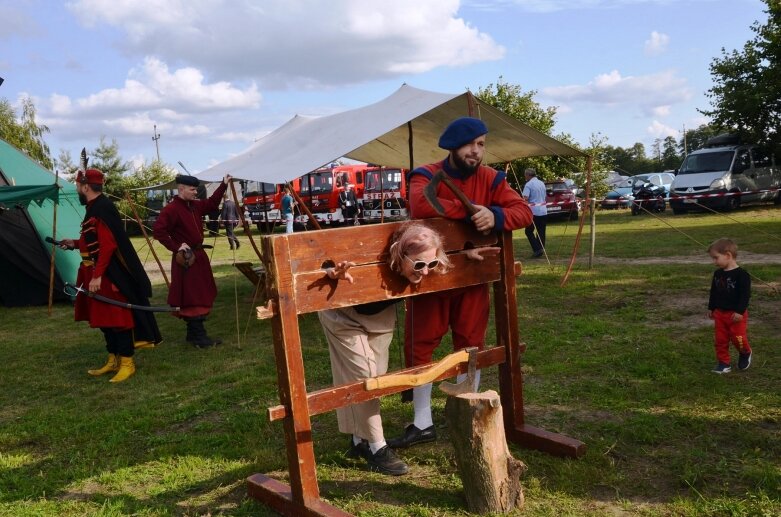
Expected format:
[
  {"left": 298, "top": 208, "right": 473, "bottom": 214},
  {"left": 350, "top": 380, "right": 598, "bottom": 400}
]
[{"left": 522, "top": 176, "right": 547, "bottom": 216}]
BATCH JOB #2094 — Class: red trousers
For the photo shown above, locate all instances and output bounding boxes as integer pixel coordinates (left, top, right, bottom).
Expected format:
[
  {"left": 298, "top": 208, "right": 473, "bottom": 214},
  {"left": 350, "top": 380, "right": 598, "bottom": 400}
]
[
  {"left": 713, "top": 309, "right": 751, "bottom": 364},
  {"left": 404, "top": 284, "right": 489, "bottom": 367}
]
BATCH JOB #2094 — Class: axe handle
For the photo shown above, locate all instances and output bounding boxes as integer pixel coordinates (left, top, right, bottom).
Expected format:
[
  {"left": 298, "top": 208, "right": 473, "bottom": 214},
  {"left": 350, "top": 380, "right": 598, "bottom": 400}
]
[
  {"left": 439, "top": 175, "right": 480, "bottom": 216},
  {"left": 364, "top": 349, "right": 469, "bottom": 390}
]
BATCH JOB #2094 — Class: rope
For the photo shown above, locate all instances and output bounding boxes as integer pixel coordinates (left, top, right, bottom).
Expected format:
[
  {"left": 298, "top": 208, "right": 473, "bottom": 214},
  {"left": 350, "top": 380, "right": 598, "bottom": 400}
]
[{"left": 631, "top": 200, "right": 779, "bottom": 293}]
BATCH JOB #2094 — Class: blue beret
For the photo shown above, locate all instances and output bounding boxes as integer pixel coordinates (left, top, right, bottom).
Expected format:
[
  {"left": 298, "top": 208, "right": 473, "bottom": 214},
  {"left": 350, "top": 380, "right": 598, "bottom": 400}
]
[
  {"left": 438, "top": 117, "right": 488, "bottom": 150},
  {"left": 175, "top": 174, "right": 200, "bottom": 187}
]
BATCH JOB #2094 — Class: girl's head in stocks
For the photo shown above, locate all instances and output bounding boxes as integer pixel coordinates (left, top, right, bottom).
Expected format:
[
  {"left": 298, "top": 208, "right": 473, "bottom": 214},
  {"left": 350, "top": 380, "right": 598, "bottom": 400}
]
[{"left": 388, "top": 222, "right": 451, "bottom": 284}]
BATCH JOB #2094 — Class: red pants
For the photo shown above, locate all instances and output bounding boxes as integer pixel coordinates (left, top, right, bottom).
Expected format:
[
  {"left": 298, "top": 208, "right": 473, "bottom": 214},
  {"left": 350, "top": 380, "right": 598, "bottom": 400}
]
[
  {"left": 713, "top": 309, "right": 751, "bottom": 364},
  {"left": 404, "top": 284, "right": 489, "bottom": 367}
]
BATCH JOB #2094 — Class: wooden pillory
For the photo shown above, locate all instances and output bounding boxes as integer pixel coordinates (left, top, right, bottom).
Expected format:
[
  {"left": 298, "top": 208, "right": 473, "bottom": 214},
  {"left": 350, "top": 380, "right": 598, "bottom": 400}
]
[{"left": 249, "top": 218, "right": 585, "bottom": 516}]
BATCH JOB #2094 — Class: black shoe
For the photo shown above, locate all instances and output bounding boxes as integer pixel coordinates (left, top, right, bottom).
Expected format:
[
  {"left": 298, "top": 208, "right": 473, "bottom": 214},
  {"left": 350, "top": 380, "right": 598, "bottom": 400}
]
[
  {"left": 738, "top": 352, "right": 752, "bottom": 371},
  {"left": 346, "top": 438, "right": 370, "bottom": 460},
  {"left": 366, "top": 446, "right": 409, "bottom": 476},
  {"left": 387, "top": 424, "right": 436, "bottom": 449},
  {"left": 531, "top": 250, "right": 544, "bottom": 258}
]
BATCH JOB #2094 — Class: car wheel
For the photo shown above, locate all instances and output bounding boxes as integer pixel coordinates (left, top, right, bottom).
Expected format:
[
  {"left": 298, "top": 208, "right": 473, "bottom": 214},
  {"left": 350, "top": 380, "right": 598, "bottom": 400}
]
[
  {"left": 658, "top": 198, "right": 666, "bottom": 212},
  {"left": 726, "top": 193, "right": 740, "bottom": 211},
  {"left": 631, "top": 205, "right": 640, "bottom": 215},
  {"left": 569, "top": 209, "right": 579, "bottom": 221}
]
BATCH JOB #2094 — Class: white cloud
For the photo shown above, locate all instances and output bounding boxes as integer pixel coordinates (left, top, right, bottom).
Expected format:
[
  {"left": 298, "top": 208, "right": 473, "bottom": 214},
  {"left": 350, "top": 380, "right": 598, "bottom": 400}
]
[
  {"left": 67, "top": 0, "right": 505, "bottom": 88},
  {"left": 647, "top": 120, "right": 678, "bottom": 138},
  {"left": 542, "top": 69, "right": 692, "bottom": 116},
  {"left": 66, "top": 57, "right": 261, "bottom": 116},
  {"left": 652, "top": 105, "right": 671, "bottom": 117},
  {"left": 644, "top": 31, "right": 669, "bottom": 56},
  {"left": 468, "top": 0, "right": 708, "bottom": 13}
]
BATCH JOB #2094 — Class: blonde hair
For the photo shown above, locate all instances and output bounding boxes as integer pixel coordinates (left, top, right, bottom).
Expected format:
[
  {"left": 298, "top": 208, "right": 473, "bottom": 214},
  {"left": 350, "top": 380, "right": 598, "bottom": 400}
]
[
  {"left": 388, "top": 222, "right": 451, "bottom": 274},
  {"left": 708, "top": 237, "right": 738, "bottom": 258}
]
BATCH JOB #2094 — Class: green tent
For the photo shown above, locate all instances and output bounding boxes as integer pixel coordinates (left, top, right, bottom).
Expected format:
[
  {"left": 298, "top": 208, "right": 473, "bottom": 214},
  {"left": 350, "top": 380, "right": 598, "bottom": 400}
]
[{"left": 0, "top": 139, "right": 84, "bottom": 307}]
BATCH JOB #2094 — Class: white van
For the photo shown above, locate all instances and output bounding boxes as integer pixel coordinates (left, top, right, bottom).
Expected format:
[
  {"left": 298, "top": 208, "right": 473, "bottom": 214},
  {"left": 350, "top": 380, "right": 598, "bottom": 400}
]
[{"left": 669, "top": 135, "right": 780, "bottom": 214}]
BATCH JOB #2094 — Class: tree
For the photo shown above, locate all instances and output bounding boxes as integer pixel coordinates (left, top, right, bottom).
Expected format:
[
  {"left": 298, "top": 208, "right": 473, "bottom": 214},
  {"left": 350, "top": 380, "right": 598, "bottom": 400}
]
[
  {"left": 55, "top": 149, "right": 79, "bottom": 181},
  {"left": 680, "top": 124, "right": 723, "bottom": 153},
  {"left": 116, "top": 160, "right": 176, "bottom": 221},
  {"left": 0, "top": 97, "right": 53, "bottom": 169},
  {"left": 702, "top": 0, "right": 781, "bottom": 152},
  {"left": 661, "top": 136, "right": 681, "bottom": 171},
  {"left": 475, "top": 77, "right": 560, "bottom": 187},
  {"left": 89, "top": 136, "right": 130, "bottom": 199}
]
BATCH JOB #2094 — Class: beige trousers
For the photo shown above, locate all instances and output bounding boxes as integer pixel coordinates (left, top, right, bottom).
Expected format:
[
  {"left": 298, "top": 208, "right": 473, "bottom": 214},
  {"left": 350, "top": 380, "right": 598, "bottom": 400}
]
[{"left": 318, "top": 304, "right": 396, "bottom": 443}]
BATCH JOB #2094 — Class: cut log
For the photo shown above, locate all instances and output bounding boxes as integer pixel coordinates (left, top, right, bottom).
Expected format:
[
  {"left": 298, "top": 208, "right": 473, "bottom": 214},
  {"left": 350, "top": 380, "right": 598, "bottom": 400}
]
[{"left": 444, "top": 389, "right": 526, "bottom": 514}]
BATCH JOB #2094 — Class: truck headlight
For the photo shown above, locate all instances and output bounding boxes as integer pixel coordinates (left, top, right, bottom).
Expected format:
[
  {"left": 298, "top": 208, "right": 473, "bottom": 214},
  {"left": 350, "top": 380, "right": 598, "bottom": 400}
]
[{"left": 710, "top": 178, "right": 726, "bottom": 190}]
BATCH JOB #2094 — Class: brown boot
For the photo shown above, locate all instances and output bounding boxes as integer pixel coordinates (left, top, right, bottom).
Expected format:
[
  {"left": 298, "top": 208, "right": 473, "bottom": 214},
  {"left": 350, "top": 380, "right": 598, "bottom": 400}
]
[
  {"left": 109, "top": 356, "right": 136, "bottom": 383},
  {"left": 88, "top": 354, "right": 119, "bottom": 376}
]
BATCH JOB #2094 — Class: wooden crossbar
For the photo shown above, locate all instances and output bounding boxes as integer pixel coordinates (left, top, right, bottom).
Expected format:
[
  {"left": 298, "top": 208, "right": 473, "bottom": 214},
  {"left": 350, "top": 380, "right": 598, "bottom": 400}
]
[{"left": 248, "top": 219, "right": 585, "bottom": 517}]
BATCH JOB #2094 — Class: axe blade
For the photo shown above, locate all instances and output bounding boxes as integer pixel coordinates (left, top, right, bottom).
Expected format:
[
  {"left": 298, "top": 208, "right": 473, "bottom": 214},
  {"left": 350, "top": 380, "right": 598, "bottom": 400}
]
[
  {"left": 439, "top": 347, "right": 478, "bottom": 396},
  {"left": 423, "top": 170, "right": 448, "bottom": 216}
]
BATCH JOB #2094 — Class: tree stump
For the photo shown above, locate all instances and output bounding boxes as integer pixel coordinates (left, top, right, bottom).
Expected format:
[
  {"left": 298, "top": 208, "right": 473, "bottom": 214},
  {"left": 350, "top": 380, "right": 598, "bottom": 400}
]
[{"left": 444, "top": 389, "right": 526, "bottom": 514}]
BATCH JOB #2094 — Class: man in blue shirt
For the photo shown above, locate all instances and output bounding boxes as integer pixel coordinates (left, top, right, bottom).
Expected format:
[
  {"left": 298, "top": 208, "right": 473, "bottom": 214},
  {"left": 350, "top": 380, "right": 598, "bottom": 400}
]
[
  {"left": 281, "top": 186, "right": 295, "bottom": 234},
  {"left": 522, "top": 168, "right": 547, "bottom": 258}
]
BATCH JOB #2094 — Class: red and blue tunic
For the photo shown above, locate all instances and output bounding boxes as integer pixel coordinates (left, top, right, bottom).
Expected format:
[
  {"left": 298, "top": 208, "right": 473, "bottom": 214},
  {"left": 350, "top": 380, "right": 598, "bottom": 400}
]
[{"left": 404, "top": 158, "right": 532, "bottom": 366}]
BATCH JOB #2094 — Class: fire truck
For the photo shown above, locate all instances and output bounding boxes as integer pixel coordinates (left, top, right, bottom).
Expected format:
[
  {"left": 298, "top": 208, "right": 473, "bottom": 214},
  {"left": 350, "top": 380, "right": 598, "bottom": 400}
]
[
  {"left": 295, "top": 164, "right": 366, "bottom": 227},
  {"left": 361, "top": 166, "right": 409, "bottom": 222},
  {"left": 241, "top": 180, "right": 283, "bottom": 232}
]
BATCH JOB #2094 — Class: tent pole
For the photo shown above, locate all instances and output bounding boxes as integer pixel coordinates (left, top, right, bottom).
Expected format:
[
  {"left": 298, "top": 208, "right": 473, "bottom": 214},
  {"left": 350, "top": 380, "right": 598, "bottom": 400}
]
[
  {"left": 47, "top": 171, "right": 59, "bottom": 316},
  {"left": 125, "top": 193, "right": 170, "bottom": 289},
  {"left": 466, "top": 90, "right": 477, "bottom": 117}
]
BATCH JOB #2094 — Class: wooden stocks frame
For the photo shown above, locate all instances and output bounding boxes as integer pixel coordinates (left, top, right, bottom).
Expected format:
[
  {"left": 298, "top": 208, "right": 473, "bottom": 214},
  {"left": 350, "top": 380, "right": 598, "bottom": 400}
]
[{"left": 248, "top": 219, "right": 585, "bottom": 516}]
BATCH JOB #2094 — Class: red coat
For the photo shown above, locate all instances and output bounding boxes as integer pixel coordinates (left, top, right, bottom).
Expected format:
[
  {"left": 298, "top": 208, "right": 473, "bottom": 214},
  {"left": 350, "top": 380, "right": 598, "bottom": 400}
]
[
  {"left": 405, "top": 158, "right": 532, "bottom": 366},
  {"left": 74, "top": 217, "right": 133, "bottom": 329},
  {"left": 409, "top": 159, "right": 532, "bottom": 230},
  {"left": 153, "top": 182, "right": 228, "bottom": 310}
]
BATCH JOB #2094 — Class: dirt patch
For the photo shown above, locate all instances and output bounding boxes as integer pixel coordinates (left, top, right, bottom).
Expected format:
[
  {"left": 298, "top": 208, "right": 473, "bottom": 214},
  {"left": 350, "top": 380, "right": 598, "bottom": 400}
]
[{"left": 587, "top": 252, "right": 781, "bottom": 265}]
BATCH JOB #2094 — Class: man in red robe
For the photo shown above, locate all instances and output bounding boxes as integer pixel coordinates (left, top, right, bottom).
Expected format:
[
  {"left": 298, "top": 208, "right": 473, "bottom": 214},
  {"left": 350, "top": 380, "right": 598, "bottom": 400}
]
[
  {"left": 61, "top": 168, "right": 162, "bottom": 383},
  {"left": 388, "top": 117, "right": 533, "bottom": 448},
  {"left": 153, "top": 174, "right": 230, "bottom": 347}
]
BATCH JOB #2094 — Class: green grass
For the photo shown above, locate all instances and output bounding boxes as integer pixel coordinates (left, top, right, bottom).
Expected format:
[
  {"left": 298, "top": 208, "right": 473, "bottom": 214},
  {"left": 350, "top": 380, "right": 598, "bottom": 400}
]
[{"left": 1, "top": 207, "right": 780, "bottom": 516}]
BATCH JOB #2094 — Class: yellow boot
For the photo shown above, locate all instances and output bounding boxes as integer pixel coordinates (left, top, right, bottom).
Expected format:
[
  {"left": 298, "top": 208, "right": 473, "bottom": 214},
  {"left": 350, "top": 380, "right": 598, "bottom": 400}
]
[
  {"left": 88, "top": 354, "right": 119, "bottom": 376},
  {"left": 109, "top": 356, "right": 136, "bottom": 383}
]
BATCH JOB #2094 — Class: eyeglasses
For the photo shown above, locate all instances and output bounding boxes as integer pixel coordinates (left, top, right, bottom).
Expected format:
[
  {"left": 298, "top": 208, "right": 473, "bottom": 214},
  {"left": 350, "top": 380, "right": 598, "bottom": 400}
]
[{"left": 404, "top": 255, "right": 439, "bottom": 271}]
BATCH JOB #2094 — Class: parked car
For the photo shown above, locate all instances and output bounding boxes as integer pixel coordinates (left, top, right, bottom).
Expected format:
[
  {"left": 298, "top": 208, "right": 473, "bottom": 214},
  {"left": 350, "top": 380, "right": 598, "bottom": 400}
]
[
  {"left": 669, "top": 134, "right": 780, "bottom": 214},
  {"left": 600, "top": 172, "right": 675, "bottom": 209},
  {"left": 600, "top": 179, "right": 635, "bottom": 209},
  {"left": 545, "top": 180, "right": 580, "bottom": 220}
]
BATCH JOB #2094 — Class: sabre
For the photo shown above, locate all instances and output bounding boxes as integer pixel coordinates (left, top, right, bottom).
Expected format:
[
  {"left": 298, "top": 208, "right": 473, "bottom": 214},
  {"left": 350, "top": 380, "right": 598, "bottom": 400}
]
[
  {"left": 45, "top": 236, "right": 74, "bottom": 249},
  {"left": 64, "top": 283, "right": 180, "bottom": 312}
]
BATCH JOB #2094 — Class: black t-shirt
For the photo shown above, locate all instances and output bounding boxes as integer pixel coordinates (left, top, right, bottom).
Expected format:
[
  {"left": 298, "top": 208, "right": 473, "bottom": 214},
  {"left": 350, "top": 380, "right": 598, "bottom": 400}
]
[{"left": 708, "top": 267, "right": 751, "bottom": 313}]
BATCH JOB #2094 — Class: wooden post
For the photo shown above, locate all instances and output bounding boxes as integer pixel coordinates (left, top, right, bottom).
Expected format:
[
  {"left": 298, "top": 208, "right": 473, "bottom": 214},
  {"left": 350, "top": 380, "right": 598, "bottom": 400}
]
[
  {"left": 589, "top": 198, "right": 596, "bottom": 269},
  {"left": 444, "top": 390, "right": 526, "bottom": 514},
  {"left": 125, "top": 193, "right": 170, "bottom": 288},
  {"left": 47, "top": 172, "right": 59, "bottom": 316}
]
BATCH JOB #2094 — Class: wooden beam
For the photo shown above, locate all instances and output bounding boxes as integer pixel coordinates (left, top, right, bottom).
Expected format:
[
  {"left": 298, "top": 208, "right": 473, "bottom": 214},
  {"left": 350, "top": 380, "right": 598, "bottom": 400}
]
[{"left": 267, "top": 347, "right": 506, "bottom": 421}]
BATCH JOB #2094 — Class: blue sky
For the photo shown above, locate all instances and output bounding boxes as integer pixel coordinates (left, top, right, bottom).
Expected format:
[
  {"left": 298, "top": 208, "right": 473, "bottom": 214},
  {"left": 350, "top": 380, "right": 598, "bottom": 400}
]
[{"left": 0, "top": 0, "right": 768, "bottom": 173}]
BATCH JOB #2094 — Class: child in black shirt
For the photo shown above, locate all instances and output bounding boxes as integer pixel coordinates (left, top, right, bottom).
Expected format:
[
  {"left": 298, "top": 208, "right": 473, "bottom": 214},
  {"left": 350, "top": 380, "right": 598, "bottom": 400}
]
[{"left": 707, "top": 238, "right": 752, "bottom": 374}]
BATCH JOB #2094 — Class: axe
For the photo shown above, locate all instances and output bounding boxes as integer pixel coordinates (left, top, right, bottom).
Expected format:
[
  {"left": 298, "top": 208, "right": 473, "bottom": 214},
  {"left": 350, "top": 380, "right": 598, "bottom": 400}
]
[
  {"left": 423, "top": 170, "right": 480, "bottom": 217},
  {"left": 439, "top": 347, "right": 478, "bottom": 396},
  {"left": 364, "top": 348, "right": 475, "bottom": 391}
]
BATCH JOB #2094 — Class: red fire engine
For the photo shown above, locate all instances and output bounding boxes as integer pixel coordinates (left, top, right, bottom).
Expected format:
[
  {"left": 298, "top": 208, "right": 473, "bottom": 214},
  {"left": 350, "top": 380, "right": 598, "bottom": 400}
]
[
  {"left": 361, "top": 166, "right": 408, "bottom": 222},
  {"left": 241, "top": 180, "right": 283, "bottom": 232},
  {"left": 295, "top": 164, "right": 366, "bottom": 227}
]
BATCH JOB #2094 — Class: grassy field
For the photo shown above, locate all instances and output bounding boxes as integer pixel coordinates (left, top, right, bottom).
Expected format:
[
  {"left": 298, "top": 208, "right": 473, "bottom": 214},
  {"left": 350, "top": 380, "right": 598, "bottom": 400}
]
[{"left": 1, "top": 207, "right": 779, "bottom": 516}]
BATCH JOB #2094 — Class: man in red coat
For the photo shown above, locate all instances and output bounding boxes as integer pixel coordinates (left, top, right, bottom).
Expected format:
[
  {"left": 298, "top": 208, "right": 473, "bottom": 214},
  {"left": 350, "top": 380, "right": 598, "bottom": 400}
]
[
  {"left": 61, "top": 168, "right": 162, "bottom": 383},
  {"left": 153, "top": 174, "right": 230, "bottom": 347},
  {"left": 388, "top": 117, "right": 533, "bottom": 448}
]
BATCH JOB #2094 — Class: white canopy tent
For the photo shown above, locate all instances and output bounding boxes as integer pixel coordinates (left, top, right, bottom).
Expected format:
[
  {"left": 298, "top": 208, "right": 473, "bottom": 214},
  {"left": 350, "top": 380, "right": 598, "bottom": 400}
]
[{"left": 197, "top": 84, "right": 585, "bottom": 183}]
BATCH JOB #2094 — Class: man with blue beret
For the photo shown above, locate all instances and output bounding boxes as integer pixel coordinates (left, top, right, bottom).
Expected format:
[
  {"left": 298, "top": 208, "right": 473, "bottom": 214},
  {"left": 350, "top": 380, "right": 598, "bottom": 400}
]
[{"left": 388, "top": 117, "right": 533, "bottom": 449}]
